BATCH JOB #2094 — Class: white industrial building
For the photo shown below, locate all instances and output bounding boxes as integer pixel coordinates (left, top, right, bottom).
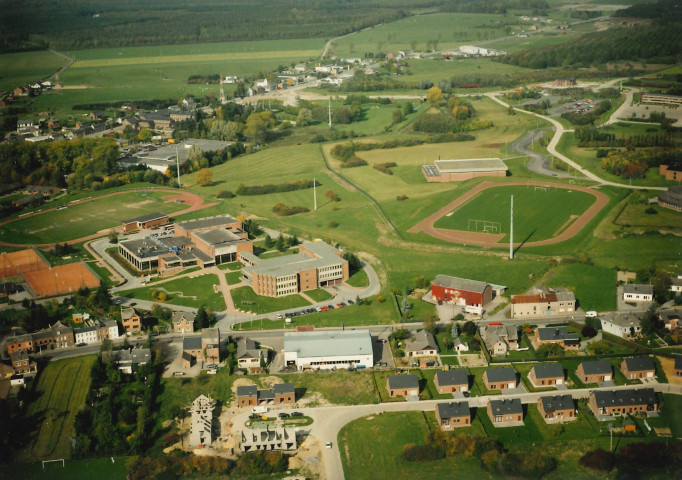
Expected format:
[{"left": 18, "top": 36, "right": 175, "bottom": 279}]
[{"left": 283, "top": 330, "right": 374, "bottom": 370}]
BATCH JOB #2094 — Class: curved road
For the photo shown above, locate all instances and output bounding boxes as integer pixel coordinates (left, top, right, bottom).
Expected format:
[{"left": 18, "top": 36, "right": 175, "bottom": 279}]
[{"left": 509, "top": 128, "right": 582, "bottom": 179}]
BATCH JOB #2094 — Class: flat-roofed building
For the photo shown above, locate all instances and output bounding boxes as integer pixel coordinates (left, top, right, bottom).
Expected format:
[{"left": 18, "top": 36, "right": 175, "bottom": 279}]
[
  {"left": 284, "top": 329, "right": 373, "bottom": 370},
  {"left": 589, "top": 388, "right": 658, "bottom": 418},
  {"left": 511, "top": 290, "right": 575, "bottom": 319},
  {"left": 242, "top": 241, "right": 348, "bottom": 297},
  {"left": 121, "top": 212, "right": 169, "bottom": 234},
  {"left": 537, "top": 395, "right": 575, "bottom": 423},
  {"left": 118, "top": 238, "right": 171, "bottom": 272},
  {"left": 577, "top": 360, "right": 612, "bottom": 383},
  {"left": 435, "top": 401, "right": 471, "bottom": 429},
  {"left": 422, "top": 158, "right": 508, "bottom": 182},
  {"left": 641, "top": 93, "right": 682, "bottom": 106}
]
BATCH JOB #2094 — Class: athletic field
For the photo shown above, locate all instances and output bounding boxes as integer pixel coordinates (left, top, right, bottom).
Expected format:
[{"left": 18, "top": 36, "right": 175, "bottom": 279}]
[{"left": 433, "top": 185, "right": 597, "bottom": 243}]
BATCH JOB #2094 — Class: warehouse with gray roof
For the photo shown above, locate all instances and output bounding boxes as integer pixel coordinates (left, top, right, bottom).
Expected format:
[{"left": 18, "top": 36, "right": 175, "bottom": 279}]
[{"left": 283, "top": 329, "right": 373, "bottom": 370}]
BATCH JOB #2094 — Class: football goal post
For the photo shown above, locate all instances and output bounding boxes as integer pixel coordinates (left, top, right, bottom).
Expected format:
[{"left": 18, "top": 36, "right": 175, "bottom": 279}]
[
  {"left": 468, "top": 219, "right": 501, "bottom": 234},
  {"left": 42, "top": 459, "right": 65, "bottom": 470},
  {"left": 534, "top": 186, "right": 547, "bottom": 192}
]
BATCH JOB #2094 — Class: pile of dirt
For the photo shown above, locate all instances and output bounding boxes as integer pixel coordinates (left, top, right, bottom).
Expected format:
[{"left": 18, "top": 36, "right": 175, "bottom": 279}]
[
  {"left": 289, "top": 435, "right": 323, "bottom": 479},
  {"left": 260, "top": 375, "right": 284, "bottom": 388},
  {"left": 231, "top": 377, "right": 256, "bottom": 393}
]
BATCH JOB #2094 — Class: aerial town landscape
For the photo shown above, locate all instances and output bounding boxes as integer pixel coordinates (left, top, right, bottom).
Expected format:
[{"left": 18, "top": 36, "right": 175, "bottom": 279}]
[{"left": 0, "top": 0, "right": 681, "bottom": 479}]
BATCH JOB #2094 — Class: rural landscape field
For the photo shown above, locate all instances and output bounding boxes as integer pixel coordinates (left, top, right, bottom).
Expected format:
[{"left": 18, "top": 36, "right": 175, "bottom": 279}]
[{"left": 0, "top": 0, "right": 681, "bottom": 479}]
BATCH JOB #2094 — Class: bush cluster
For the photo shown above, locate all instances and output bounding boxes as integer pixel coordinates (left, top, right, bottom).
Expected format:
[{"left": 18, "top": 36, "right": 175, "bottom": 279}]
[
  {"left": 236, "top": 179, "right": 318, "bottom": 196},
  {"left": 373, "top": 162, "right": 397, "bottom": 175},
  {"left": 272, "top": 203, "right": 310, "bottom": 216}
]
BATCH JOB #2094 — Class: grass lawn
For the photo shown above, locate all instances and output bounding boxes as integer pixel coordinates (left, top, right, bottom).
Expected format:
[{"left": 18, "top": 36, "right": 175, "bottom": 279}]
[
  {"left": 440, "top": 356, "right": 460, "bottom": 366},
  {"left": 547, "top": 263, "right": 617, "bottom": 312},
  {"left": 0, "top": 190, "right": 186, "bottom": 244},
  {"left": 18, "top": 356, "right": 95, "bottom": 462},
  {"left": 660, "top": 394, "right": 682, "bottom": 438},
  {"left": 217, "top": 261, "right": 241, "bottom": 271},
  {"left": 346, "top": 268, "right": 369, "bottom": 288},
  {"left": 0, "top": 457, "right": 129, "bottom": 480},
  {"left": 277, "top": 370, "right": 378, "bottom": 405},
  {"left": 119, "top": 273, "right": 226, "bottom": 311},
  {"left": 305, "top": 288, "right": 333, "bottom": 302},
  {"left": 433, "top": 185, "right": 597, "bottom": 243},
  {"left": 224, "top": 271, "right": 242, "bottom": 285},
  {"left": 230, "top": 285, "right": 310, "bottom": 314},
  {"left": 0, "top": 50, "right": 69, "bottom": 92}
]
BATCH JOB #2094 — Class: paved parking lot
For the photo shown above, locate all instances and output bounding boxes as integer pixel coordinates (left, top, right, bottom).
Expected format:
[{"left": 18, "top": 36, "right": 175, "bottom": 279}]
[{"left": 615, "top": 103, "right": 682, "bottom": 123}]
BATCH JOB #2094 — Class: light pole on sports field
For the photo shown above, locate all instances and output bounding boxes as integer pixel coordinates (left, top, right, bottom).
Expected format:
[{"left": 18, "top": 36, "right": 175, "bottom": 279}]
[{"left": 509, "top": 195, "right": 514, "bottom": 260}]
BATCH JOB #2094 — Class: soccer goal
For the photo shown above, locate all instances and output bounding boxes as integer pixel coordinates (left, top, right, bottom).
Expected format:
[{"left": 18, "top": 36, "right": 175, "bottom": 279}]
[
  {"left": 534, "top": 186, "right": 548, "bottom": 192},
  {"left": 468, "top": 219, "right": 501, "bottom": 234},
  {"left": 42, "top": 459, "right": 65, "bottom": 470}
]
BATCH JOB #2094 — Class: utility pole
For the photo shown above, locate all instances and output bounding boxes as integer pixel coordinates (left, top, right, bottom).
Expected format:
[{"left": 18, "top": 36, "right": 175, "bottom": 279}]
[
  {"left": 509, "top": 195, "right": 514, "bottom": 260},
  {"left": 313, "top": 177, "right": 317, "bottom": 211},
  {"left": 175, "top": 145, "right": 181, "bottom": 188},
  {"left": 328, "top": 97, "right": 332, "bottom": 128}
]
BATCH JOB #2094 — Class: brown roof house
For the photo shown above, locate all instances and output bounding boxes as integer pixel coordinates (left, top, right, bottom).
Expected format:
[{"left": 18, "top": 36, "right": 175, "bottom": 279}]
[
  {"left": 620, "top": 357, "right": 656, "bottom": 380},
  {"left": 435, "top": 401, "right": 471, "bottom": 430},
  {"left": 386, "top": 374, "right": 419, "bottom": 399},
  {"left": 589, "top": 388, "right": 658, "bottom": 419},
  {"left": 237, "top": 337, "right": 262, "bottom": 370},
  {"left": 537, "top": 395, "right": 575, "bottom": 423},
  {"left": 172, "top": 311, "right": 195, "bottom": 334},
  {"left": 121, "top": 307, "right": 142, "bottom": 334},
  {"left": 434, "top": 369, "right": 469, "bottom": 394},
  {"left": 404, "top": 330, "right": 438, "bottom": 358},
  {"left": 483, "top": 367, "right": 517, "bottom": 391},
  {"left": 528, "top": 363, "right": 565, "bottom": 388},
  {"left": 576, "top": 360, "right": 613, "bottom": 384},
  {"left": 488, "top": 398, "right": 523, "bottom": 427}
]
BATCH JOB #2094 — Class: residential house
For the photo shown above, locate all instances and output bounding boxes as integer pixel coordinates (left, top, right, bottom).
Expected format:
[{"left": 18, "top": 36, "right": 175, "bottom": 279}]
[
  {"left": 435, "top": 401, "right": 471, "bottom": 430},
  {"left": 240, "top": 426, "right": 297, "bottom": 452},
  {"left": 121, "top": 307, "right": 141, "bottom": 334},
  {"left": 404, "top": 330, "right": 438, "bottom": 358},
  {"left": 9, "top": 350, "right": 37, "bottom": 374},
  {"left": 620, "top": 357, "right": 656, "bottom": 380},
  {"left": 600, "top": 313, "right": 642, "bottom": 339},
  {"left": 31, "top": 321, "right": 74, "bottom": 352},
  {"left": 511, "top": 289, "right": 576, "bottom": 319},
  {"left": 453, "top": 337, "right": 469, "bottom": 353},
  {"left": 622, "top": 284, "right": 654, "bottom": 303},
  {"left": 576, "top": 360, "right": 613, "bottom": 384},
  {"left": 536, "top": 326, "right": 580, "bottom": 350},
  {"left": 105, "top": 347, "right": 151, "bottom": 374},
  {"left": 98, "top": 319, "right": 120, "bottom": 340},
  {"left": 483, "top": 367, "right": 517, "bottom": 390},
  {"left": 182, "top": 336, "right": 203, "bottom": 368},
  {"left": 236, "top": 383, "right": 295, "bottom": 406},
  {"left": 659, "top": 309, "right": 680, "bottom": 330},
  {"left": 2, "top": 333, "right": 34, "bottom": 356},
  {"left": 386, "top": 374, "right": 419, "bottom": 398},
  {"left": 172, "top": 311, "right": 195, "bottom": 334},
  {"left": 674, "top": 356, "right": 682, "bottom": 377},
  {"left": 484, "top": 324, "right": 519, "bottom": 356},
  {"left": 236, "top": 385, "right": 258, "bottom": 407},
  {"left": 74, "top": 326, "right": 99, "bottom": 345},
  {"left": 434, "top": 369, "right": 469, "bottom": 394},
  {"left": 202, "top": 328, "right": 220, "bottom": 364},
  {"left": 588, "top": 388, "right": 658, "bottom": 418},
  {"left": 670, "top": 274, "right": 682, "bottom": 294},
  {"left": 487, "top": 398, "right": 523, "bottom": 426},
  {"left": 537, "top": 395, "right": 575, "bottom": 423},
  {"left": 528, "top": 363, "right": 565, "bottom": 388},
  {"left": 189, "top": 395, "right": 216, "bottom": 447},
  {"left": 273, "top": 383, "right": 295, "bottom": 404},
  {"left": 237, "top": 337, "right": 262, "bottom": 369}
]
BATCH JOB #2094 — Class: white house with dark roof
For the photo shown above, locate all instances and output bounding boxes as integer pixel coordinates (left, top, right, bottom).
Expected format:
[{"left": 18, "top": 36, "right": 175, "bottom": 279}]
[
  {"left": 622, "top": 284, "right": 654, "bottom": 302},
  {"left": 74, "top": 326, "right": 98, "bottom": 345},
  {"left": 600, "top": 313, "right": 642, "bottom": 339},
  {"left": 404, "top": 330, "right": 438, "bottom": 357},
  {"left": 237, "top": 337, "right": 262, "bottom": 369}
]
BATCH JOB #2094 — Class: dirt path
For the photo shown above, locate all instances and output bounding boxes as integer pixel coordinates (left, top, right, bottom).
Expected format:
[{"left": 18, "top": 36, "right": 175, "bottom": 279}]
[
  {"left": 0, "top": 188, "right": 216, "bottom": 248},
  {"left": 408, "top": 181, "right": 609, "bottom": 248}
]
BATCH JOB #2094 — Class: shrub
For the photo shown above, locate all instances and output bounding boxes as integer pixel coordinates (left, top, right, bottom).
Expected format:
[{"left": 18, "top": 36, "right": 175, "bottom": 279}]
[
  {"left": 237, "top": 179, "right": 319, "bottom": 196},
  {"left": 310, "top": 134, "right": 327, "bottom": 143},
  {"left": 644, "top": 207, "right": 657, "bottom": 214},
  {"left": 325, "top": 190, "right": 340, "bottom": 202},
  {"left": 581, "top": 325, "right": 598, "bottom": 338},
  {"left": 217, "top": 190, "right": 235, "bottom": 198},
  {"left": 376, "top": 295, "right": 385, "bottom": 303},
  {"left": 400, "top": 443, "right": 445, "bottom": 462},
  {"left": 272, "top": 203, "right": 310, "bottom": 216},
  {"left": 328, "top": 221, "right": 339, "bottom": 228},
  {"left": 396, "top": 194, "right": 408, "bottom": 201},
  {"left": 340, "top": 155, "right": 368, "bottom": 168},
  {"left": 373, "top": 162, "right": 397, "bottom": 175},
  {"left": 580, "top": 449, "right": 615, "bottom": 471}
]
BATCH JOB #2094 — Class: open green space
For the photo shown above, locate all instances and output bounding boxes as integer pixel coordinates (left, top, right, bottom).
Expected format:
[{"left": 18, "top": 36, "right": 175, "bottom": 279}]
[
  {"left": 0, "top": 50, "right": 69, "bottom": 93},
  {"left": 660, "top": 394, "right": 682, "bottom": 438},
  {"left": 276, "top": 370, "right": 378, "bottom": 406},
  {"left": 230, "top": 285, "right": 310, "bottom": 314},
  {"left": 305, "top": 288, "right": 333, "bottom": 302},
  {"left": 119, "top": 273, "right": 226, "bottom": 311},
  {"left": 346, "top": 268, "right": 369, "bottom": 288},
  {"left": 434, "top": 185, "right": 597, "bottom": 243},
  {"left": 0, "top": 190, "right": 186, "bottom": 244},
  {"left": 224, "top": 271, "right": 242, "bottom": 285},
  {"left": 18, "top": 356, "right": 95, "bottom": 462},
  {"left": 547, "top": 263, "right": 617, "bottom": 312},
  {"left": 0, "top": 457, "right": 129, "bottom": 480}
]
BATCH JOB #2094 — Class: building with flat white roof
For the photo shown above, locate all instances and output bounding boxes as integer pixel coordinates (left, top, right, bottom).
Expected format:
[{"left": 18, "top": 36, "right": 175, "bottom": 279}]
[
  {"left": 422, "top": 158, "right": 508, "bottom": 182},
  {"left": 284, "top": 329, "right": 373, "bottom": 370}
]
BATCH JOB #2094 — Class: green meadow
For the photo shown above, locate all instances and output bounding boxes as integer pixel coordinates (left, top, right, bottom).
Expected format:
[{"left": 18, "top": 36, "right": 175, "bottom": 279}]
[{"left": 0, "top": 50, "right": 69, "bottom": 93}]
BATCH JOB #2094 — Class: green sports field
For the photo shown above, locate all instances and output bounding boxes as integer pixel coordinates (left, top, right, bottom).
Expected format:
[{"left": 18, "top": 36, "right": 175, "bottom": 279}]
[
  {"left": 0, "top": 190, "right": 186, "bottom": 245},
  {"left": 433, "top": 185, "right": 597, "bottom": 243}
]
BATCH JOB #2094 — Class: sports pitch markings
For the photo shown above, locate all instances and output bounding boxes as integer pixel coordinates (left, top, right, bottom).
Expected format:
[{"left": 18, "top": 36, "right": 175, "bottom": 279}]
[{"left": 408, "top": 181, "right": 609, "bottom": 248}]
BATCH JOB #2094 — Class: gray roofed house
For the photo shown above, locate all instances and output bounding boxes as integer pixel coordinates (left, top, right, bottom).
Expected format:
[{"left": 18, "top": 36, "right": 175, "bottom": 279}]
[
  {"left": 274, "top": 383, "right": 295, "bottom": 395},
  {"left": 623, "top": 284, "right": 654, "bottom": 297},
  {"left": 404, "top": 330, "right": 438, "bottom": 357},
  {"left": 581, "top": 360, "right": 612, "bottom": 376},
  {"left": 387, "top": 374, "right": 419, "bottom": 397},
  {"left": 540, "top": 394, "right": 574, "bottom": 412},
  {"left": 483, "top": 367, "right": 517, "bottom": 389},
  {"left": 600, "top": 312, "right": 643, "bottom": 338},
  {"left": 488, "top": 398, "right": 524, "bottom": 425},
  {"left": 436, "top": 401, "right": 471, "bottom": 429},
  {"left": 621, "top": 357, "right": 655, "bottom": 375},
  {"left": 590, "top": 388, "right": 658, "bottom": 418},
  {"left": 237, "top": 337, "right": 262, "bottom": 369},
  {"left": 538, "top": 394, "right": 576, "bottom": 423},
  {"left": 489, "top": 398, "right": 523, "bottom": 415},
  {"left": 434, "top": 369, "right": 468, "bottom": 390},
  {"left": 237, "top": 385, "right": 258, "bottom": 398},
  {"left": 532, "top": 363, "right": 564, "bottom": 379},
  {"left": 674, "top": 356, "right": 682, "bottom": 374},
  {"left": 183, "top": 336, "right": 202, "bottom": 351},
  {"left": 537, "top": 326, "right": 580, "bottom": 345},
  {"left": 484, "top": 324, "right": 519, "bottom": 357}
]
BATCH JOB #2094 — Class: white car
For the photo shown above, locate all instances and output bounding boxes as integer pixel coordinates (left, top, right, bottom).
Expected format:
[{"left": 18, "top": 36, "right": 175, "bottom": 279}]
[
  {"left": 275, "top": 313, "right": 284, "bottom": 319},
  {"left": 325, "top": 442, "right": 332, "bottom": 449},
  {"left": 585, "top": 311, "right": 598, "bottom": 318}
]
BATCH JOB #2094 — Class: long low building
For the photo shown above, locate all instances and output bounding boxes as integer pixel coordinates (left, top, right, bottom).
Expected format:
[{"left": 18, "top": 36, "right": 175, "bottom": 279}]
[
  {"left": 510, "top": 289, "right": 575, "bottom": 319},
  {"left": 120, "top": 212, "right": 169, "bottom": 234},
  {"left": 641, "top": 93, "right": 682, "bottom": 106},
  {"left": 430, "top": 274, "right": 493, "bottom": 309},
  {"left": 284, "top": 329, "right": 373, "bottom": 370},
  {"left": 241, "top": 240, "right": 348, "bottom": 297},
  {"left": 422, "top": 158, "right": 508, "bottom": 182}
]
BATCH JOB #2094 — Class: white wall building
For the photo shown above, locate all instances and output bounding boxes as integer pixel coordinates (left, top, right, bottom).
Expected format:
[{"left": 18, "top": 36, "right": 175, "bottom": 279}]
[
  {"left": 189, "top": 395, "right": 215, "bottom": 447},
  {"left": 74, "top": 326, "right": 99, "bottom": 345},
  {"left": 622, "top": 284, "right": 654, "bottom": 302},
  {"left": 284, "top": 330, "right": 373, "bottom": 371},
  {"left": 600, "top": 313, "right": 642, "bottom": 339}
]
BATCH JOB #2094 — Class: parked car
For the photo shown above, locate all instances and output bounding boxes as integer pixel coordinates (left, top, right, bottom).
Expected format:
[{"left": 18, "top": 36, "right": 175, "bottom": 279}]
[
  {"left": 206, "top": 364, "right": 217, "bottom": 369},
  {"left": 326, "top": 442, "right": 333, "bottom": 449},
  {"left": 347, "top": 299, "right": 354, "bottom": 305},
  {"left": 278, "top": 412, "right": 290, "bottom": 418},
  {"left": 276, "top": 313, "right": 284, "bottom": 319},
  {"left": 291, "top": 412, "right": 303, "bottom": 417},
  {"left": 207, "top": 369, "right": 217, "bottom": 375}
]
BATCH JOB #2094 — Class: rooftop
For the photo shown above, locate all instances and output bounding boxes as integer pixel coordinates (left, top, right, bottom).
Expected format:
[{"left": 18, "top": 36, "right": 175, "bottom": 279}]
[
  {"left": 489, "top": 398, "right": 523, "bottom": 415},
  {"left": 580, "top": 359, "right": 612, "bottom": 375},
  {"left": 437, "top": 401, "right": 470, "bottom": 419},
  {"left": 119, "top": 237, "right": 170, "bottom": 259},
  {"left": 183, "top": 336, "right": 202, "bottom": 351},
  {"left": 434, "top": 158, "right": 508, "bottom": 174},
  {"left": 593, "top": 388, "right": 657, "bottom": 408},
  {"left": 404, "top": 330, "right": 438, "bottom": 353},
  {"left": 435, "top": 369, "right": 468, "bottom": 386},
  {"left": 623, "top": 357, "right": 655, "bottom": 372},
  {"left": 121, "top": 212, "right": 168, "bottom": 225},
  {"left": 193, "top": 229, "right": 244, "bottom": 247},
  {"left": 244, "top": 240, "right": 344, "bottom": 279},
  {"left": 512, "top": 293, "right": 557, "bottom": 304},
  {"left": 284, "top": 329, "right": 373, "bottom": 359},
  {"left": 623, "top": 284, "right": 654, "bottom": 295},
  {"left": 601, "top": 313, "right": 642, "bottom": 328},
  {"left": 387, "top": 374, "right": 419, "bottom": 391},
  {"left": 485, "top": 367, "right": 516, "bottom": 383},
  {"left": 432, "top": 274, "right": 489, "bottom": 294},
  {"left": 176, "top": 215, "right": 239, "bottom": 232},
  {"left": 172, "top": 311, "right": 196, "bottom": 324},
  {"left": 540, "top": 394, "right": 574, "bottom": 412},
  {"left": 532, "top": 363, "right": 564, "bottom": 379},
  {"left": 237, "top": 385, "right": 258, "bottom": 397},
  {"left": 537, "top": 327, "right": 579, "bottom": 343}
]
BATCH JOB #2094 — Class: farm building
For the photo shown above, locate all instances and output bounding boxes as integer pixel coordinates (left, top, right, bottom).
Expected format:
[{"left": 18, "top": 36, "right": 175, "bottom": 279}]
[
  {"left": 422, "top": 158, "right": 508, "bottom": 182},
  {"left": 241, "top": 241, "right": 348, "bottom": 297},
  {"left": 510, "top": 289, "right": 575, "bottom": 319},
  {"left": 283, "top": 329, "right": 373, "bottom": 371},
  {"left": 120, "top": 212, "right": 170, "bottom": 233},
  {"left": 430, "top": 275, "right": 493, "bottom": 309}
]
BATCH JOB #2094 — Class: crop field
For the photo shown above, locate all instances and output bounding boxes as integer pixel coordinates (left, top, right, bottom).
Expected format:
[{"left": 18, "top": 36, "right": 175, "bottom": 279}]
[
  {"left": 0, "top": 190, "right": 186, "bottom": 245},
  {"left": 0, "top": 50, "right": 69, "bottom": 93},
  {"left": 18, "top": 356, "right": 95, "bottom": 462},
  {"left": 433, "top": 185, "right": 597, "bottom": 243}
]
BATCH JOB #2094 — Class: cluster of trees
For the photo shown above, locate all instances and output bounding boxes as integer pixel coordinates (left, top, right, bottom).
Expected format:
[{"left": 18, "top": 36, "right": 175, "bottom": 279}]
[
  {"left": 577, "top": 126, "right": 673, "bottom": 148},
  {"left": 440, "top": 0, "right": 549, "bottom": 15},
  {"left": 187, "top": 74, "right": 221, "bottom": 84},
  {"left": 75, "top": 344, "right": 161, "bottom": 455},
  {"left": 297, "top": 99, "right": 362, "bottom": 125},
  {"left": 271, "top": 203, "right": 309, "bottom": 216},
  {"left": 235, "top": 179, "right": 319, "bottom": 196},
  {"left": 561, "top": 101, "right": 611, "bottom": 126},
  {"left": 264, "top": 233, "right": 299, "bottom": 252},
  {"left": 373, "top": 162, "right": 397, "bottom": 175},
  {"left": 498, "top": 24, "right": 682, "bottom": 69},
  {"left": 412, "top": 90, "right": 492, "bottom": 134},
  {"left": 580, "top": 440, "right": 682, "bottom": 477},
  {"left": 403, "top": 430, "right": 556, "bottom": 478},
  {"left": 600, "top": 148, "right": 679, "bottom": 179}
]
